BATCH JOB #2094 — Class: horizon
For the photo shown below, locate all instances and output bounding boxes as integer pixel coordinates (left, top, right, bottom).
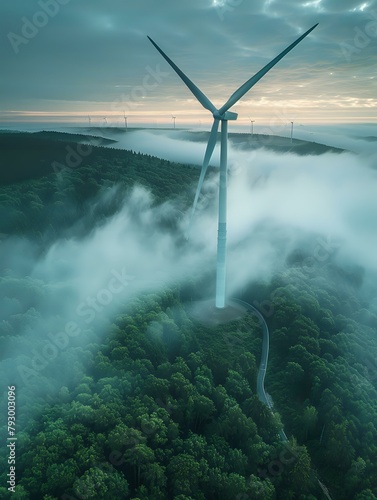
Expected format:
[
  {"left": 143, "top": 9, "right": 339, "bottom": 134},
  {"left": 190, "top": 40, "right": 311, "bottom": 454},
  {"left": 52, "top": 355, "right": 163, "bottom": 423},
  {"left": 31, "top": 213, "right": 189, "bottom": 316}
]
[
  {"left": 1, "top": 2, "right": 377, "bottom": 499},
  {"left": 2, "top": 2, "right": 377, "bottom": 127}
]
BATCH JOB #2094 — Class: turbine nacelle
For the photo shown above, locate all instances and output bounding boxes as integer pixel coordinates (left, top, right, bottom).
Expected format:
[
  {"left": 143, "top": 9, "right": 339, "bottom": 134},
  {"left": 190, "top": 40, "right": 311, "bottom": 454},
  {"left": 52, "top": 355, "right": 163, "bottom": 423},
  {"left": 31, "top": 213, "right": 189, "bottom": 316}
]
[{"left": 213, "top": 110, "right": 238, "bottom": 121}]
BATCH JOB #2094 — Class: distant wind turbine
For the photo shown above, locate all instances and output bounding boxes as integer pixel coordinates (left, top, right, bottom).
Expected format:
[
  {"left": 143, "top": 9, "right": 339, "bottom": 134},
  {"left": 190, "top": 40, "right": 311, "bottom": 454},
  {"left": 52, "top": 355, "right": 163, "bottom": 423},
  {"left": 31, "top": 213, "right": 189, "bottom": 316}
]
[
  {"left": 171, "top": 115, "right": 176, "bottom": 129},
  {"left": 88, "top": 115, "right": 92, "bottom": 127},
  {"left": 124, "top": 112, "right": 128, "bottom": 130},
  {"left": 148, "top": 24, "right": 318, "bottom": 309},
  {"left": 290, "top": 121, "right": 294, "bottom": 143},
  {"left": 249, "top": 118, "right": 255, "bottom": 136},
  {"left": 103, "top": 117, "right": 108, "bottom": 126}
]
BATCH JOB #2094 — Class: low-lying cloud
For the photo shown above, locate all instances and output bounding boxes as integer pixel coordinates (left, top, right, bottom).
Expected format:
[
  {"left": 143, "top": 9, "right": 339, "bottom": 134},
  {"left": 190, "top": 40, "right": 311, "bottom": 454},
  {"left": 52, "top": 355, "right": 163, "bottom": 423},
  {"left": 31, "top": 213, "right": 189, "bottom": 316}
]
[{"left": 1, "top": 131, "right": 377, "bottom": 424}]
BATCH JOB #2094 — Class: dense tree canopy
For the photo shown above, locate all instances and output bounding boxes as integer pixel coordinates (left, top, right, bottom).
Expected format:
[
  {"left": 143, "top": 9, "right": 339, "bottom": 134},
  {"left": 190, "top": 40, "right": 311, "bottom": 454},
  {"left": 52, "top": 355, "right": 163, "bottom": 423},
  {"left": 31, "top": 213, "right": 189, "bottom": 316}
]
[{"left": 0, "top": 132, "right": 376, "bottom": 499}]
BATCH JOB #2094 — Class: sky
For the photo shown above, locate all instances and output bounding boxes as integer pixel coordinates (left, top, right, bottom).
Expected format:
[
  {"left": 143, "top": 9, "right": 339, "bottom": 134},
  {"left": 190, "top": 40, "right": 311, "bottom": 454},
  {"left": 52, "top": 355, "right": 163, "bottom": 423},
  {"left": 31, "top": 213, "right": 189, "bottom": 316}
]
[
  {"left": 1, "top": 0, "right": 377, "bottom": 127},
  {"left": 1, "top": 0, "right": 377, "bottom": 471}
]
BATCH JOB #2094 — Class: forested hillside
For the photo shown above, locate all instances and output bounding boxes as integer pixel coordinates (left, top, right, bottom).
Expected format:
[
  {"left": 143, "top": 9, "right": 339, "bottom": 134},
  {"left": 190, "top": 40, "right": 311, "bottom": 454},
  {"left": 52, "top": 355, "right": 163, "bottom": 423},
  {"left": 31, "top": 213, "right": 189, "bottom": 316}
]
[
  {"left": 0, "top": 132, "right": 376, "bottom": 499},
  {"left": 0, "top": 132, "right": 197, "bottom": 243}
]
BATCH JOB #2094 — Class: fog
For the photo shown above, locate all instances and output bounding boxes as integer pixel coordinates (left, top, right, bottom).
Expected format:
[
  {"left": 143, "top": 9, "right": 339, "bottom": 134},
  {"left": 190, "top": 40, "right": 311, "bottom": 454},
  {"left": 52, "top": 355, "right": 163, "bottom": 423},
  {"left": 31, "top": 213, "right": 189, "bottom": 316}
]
[
  {"left": 1, "top": 128, "right": 377, "bottom": 424},
  {"left": 110, "top": 129, "right": 221, "bottom": 167},
  {"left": 94, "top": 122, "right": 377, "bottom": 163},
  {"left": 293, "top": 126, "right": 377, "bottom": 157}
]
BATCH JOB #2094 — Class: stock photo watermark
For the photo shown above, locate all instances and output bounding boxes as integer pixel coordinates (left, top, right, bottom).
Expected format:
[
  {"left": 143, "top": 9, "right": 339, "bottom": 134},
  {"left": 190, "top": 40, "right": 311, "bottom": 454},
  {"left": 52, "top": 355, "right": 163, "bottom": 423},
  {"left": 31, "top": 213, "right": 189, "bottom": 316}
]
[
  {"left": 111, "top": 65, "right": 170, "bottom": 115},
  {"left": 7, "top": 0, "right": 71, "bottom": 54},
  {"left": 52, "top": 64, "right": 169, "bottom": 182},
  {"left": 252, "top": 233, "right": 341, "bottom": 319},
  {"left": 5, "top": 386, "right": 17, "bottom": 493},
  {"left": 52, "top": 141, "right": 97, "bottom": 181},
  {"left": 16, "top": 268, "right": 134, "bottom": 386},
  {"left": 340, "top": 9, "right": 377, "bottom": 62}
]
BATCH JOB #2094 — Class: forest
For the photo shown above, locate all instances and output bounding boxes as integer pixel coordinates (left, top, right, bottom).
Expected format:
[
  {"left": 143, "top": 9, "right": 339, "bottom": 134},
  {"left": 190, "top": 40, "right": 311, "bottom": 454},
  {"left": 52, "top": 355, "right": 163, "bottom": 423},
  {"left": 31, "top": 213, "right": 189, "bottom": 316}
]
[{"left": 0, "top": 131, "right": 376, "bottom": 499}]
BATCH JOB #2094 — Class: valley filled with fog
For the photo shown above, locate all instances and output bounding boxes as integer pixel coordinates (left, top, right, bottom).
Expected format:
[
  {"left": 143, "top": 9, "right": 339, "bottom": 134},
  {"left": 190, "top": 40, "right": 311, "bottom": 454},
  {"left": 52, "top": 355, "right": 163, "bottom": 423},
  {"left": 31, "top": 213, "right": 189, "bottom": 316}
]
[{"left": 0, "top": 127, "right": 376, "bottom": 499}]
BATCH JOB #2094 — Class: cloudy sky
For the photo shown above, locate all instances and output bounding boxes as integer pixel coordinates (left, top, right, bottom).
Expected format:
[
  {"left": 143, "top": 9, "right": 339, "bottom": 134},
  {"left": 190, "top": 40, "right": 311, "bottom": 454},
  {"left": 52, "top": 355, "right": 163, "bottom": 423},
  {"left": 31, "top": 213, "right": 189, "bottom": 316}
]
[{"left": 1, "top": 0, "right": 377, "bottom": 126}]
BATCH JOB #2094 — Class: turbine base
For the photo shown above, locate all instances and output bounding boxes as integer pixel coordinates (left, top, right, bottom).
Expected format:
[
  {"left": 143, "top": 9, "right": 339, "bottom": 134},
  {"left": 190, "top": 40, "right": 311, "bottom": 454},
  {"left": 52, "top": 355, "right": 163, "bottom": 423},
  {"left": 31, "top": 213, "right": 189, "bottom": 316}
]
[{"left": 187, "top": 298, "right": 248, "bottom": 326}]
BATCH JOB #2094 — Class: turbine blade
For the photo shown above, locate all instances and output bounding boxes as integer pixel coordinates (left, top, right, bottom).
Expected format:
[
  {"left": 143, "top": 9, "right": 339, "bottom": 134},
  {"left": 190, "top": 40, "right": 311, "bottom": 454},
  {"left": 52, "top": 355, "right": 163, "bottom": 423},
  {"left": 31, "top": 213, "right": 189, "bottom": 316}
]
[
  {"left": 147, "top": 36, "right": 217, "bottom": 114},
  {"left": 189, "top": 118, "right": 220, "bottom": 228},
  {"left": 219, "top": 23, "right": 318, "bottom": 114}
]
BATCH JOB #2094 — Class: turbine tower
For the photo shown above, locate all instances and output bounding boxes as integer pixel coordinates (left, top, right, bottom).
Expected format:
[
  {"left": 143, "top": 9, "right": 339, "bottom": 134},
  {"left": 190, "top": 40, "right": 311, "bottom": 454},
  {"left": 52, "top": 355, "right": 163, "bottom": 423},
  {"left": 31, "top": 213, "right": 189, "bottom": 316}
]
[
  {"left": 148, "top": 24, "right": 317, "bottom": 309},
  {"left": 88, "top": 115, "right": 92, "bottom": 127},
  {"left": 249, "top": 118, "right": 255, "bottom": 136},
  {"left": 290, "top": 121, "right": 294, "bottom": 143},
  {"left": 172, "top": 115, "right": 176, "bottom": 129},
  {"left": 124, "top": 112, "right": 128, "bottom": 130}
]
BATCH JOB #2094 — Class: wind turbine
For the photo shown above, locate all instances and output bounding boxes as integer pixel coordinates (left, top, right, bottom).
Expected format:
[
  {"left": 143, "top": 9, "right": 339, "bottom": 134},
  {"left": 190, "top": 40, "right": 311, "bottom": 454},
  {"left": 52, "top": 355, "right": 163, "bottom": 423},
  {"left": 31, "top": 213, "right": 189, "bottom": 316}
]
[
  {"left": 124, "top": 112, "right": 128, "bottom": 130},
  {"left": 290, "top": 121, "right": 294, "bottom": 143},
  {"left": 88, "top": 115, "right": 92, "bottom": 127},
  {"left": 148, "top": 24, "right": 317, "bottom": 309},
  {"left": 249, "top": 118, "right": 255, "bottom": 136},
  {"left": 171, "top": 115, "right": 176, "bottom": 129}
]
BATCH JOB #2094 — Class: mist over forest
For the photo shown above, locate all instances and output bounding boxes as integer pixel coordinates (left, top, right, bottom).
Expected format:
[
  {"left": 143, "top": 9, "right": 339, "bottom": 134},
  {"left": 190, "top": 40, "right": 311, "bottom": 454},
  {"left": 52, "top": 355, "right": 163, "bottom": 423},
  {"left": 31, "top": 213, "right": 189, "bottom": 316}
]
[{"left": 0, "top": 128, "right": 377, "bottom": 499}]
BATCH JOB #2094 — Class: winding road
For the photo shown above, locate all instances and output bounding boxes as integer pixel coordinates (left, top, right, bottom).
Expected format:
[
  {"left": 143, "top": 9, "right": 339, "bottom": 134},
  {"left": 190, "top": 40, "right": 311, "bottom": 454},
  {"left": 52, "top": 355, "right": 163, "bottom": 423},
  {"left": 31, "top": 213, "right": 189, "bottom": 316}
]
[
  {"left": 231, "top": 297, "right": 288, "bottom": 442},
  {"left": 231, "top": 298, "right": 332, "bottom": 499}
]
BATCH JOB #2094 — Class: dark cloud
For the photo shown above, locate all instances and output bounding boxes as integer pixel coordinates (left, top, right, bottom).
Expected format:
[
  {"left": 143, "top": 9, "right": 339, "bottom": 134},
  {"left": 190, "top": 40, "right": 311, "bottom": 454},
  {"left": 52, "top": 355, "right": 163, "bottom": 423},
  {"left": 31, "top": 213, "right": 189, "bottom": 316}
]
[{"left": 1, "top": 0, "right": 377, "bottom": 122}]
